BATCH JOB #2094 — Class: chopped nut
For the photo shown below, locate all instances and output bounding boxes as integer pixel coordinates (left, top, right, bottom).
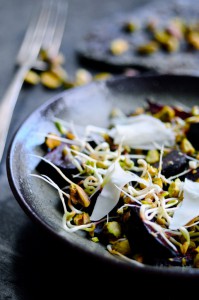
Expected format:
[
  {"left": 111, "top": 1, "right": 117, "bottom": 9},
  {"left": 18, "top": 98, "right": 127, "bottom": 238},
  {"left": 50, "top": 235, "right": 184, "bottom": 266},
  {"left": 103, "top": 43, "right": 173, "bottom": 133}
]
[
  {"left": 180, "top": 241, "right": 189, "bottom": 255},
  {"left": 66, "top": 131, "right": 76, "bottom": 140},
  {"left": 24, "top": 70, "right": 40, "bottom": 85},
  {"left": 186, "top": 31, "right": 199, "bottom": 49},
  {"left": 45, "top": 133, "right": 61, "bottom": 150},
  {"left": 146, "top": 18, "right": 159, "bottom": 32},
  {"left": 156, "top": 216, "right": 166, "bottom": 226},
  {"left": 154, "top": 30, "right": 179, "bottom": 52},
  {"left": 111, "top": 238, "right": 131, "bottom": 255},
  {"left": 154, "top": 30, "right": 171, "bottom": 44},
  {"left": 180, "top": 138, "right": 195, "bottom": 155},
  {"left": 103, "top": 221, "right": 122, "bottom": 242},
  {"left": 70, "top": 183, "right": 90, "bottom": 207},
  {"left": 168, "top": 178, "right": 181, "bottom": 197},
  {"left": 109, "top": 38, "right": 129, "bottom": 55},
  {"left": 51, "top": 65, "right": 68, "bottom": 82},
  {"left": 73, "top": 212, "right": 90, "bottom": 225},
  {"left": 147, "top": 165, "right": 158, "bottom": 176},
  {"left": 164, "top": 36, "right": 179, "bottom": 52},
  {"left": 123, "top": 20, "right": 138, "bottom": 33},
  {"left": 94, "top": 72, "right": 112, "bottom": 81},
  {"left": 74, "top": 68, "right": 92, "bottom": 86},
  {"left": 137, "top": 41, "right": 159, "bottom": 55},
  {"left": 154, "top": 105, "right": 175, "bottom": 122},
  {"left": 40, "top": 71, "right": 63, "bottom": 89},
  {"left": 153, "top": 177, "right": 163, "bottom": 188},
  {"left": 91, "top": 236, "right": 99, "bottom": 242},
  {"left": 146, "top": 149, "right": 160, "bottom": 164}
]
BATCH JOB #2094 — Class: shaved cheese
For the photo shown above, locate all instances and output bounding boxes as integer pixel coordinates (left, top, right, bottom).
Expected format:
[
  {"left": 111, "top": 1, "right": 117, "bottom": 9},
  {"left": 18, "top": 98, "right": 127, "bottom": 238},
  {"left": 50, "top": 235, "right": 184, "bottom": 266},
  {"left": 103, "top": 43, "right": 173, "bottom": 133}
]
[
  {"left": 90, "top": 161, "right": 149, "bottom": 221},
  {"left": 169, "top": 179, "right": 199, "bottom": 230},
  {"left": 108, "top": 114, "right": 175, "bottom": 150}
]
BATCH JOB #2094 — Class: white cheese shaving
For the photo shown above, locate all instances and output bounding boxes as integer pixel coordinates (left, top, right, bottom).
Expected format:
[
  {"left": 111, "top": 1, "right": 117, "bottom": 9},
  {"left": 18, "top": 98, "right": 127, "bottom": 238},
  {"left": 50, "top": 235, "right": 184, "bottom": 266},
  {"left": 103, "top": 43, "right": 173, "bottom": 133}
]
[
  {"left": 90, "top": 161, "right": 149, "bottom": 221},
  {"left": 169, "top": 179, "right": 199, "bottom": 230},
  {"left": 108, "top": 114, "right": 175, "bottom": 150}
]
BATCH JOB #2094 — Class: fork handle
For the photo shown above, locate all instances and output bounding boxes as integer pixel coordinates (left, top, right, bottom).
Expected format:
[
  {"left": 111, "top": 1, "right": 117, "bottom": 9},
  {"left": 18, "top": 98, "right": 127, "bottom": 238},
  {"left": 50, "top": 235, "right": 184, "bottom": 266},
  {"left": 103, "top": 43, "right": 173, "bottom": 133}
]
[{"left": 0, "top": 64, "right": 30, "bottom": 163}]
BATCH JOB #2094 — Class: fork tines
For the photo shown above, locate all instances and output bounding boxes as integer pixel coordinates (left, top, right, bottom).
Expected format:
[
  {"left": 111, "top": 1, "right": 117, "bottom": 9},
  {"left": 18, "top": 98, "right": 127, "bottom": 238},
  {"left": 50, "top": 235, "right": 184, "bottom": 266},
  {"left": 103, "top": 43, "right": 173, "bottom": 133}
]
[{"left": 16, "top": 0, "right": 68, "bottom": 66}]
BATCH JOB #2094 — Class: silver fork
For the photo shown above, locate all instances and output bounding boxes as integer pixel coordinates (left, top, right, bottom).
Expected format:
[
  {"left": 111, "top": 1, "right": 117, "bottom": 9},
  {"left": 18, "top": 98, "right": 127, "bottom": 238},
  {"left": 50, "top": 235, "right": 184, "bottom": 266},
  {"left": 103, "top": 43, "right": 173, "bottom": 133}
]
[{"left": 0, "top": 0, "right": 68, "bottom": 163}]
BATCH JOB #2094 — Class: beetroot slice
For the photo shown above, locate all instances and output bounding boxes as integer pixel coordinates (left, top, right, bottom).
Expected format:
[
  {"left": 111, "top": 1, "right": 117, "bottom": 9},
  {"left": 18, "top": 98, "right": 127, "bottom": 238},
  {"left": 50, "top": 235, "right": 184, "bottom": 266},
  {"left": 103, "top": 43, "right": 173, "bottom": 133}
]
[{"left": 36, "top": 144, "right": 79, "bottom": 188}]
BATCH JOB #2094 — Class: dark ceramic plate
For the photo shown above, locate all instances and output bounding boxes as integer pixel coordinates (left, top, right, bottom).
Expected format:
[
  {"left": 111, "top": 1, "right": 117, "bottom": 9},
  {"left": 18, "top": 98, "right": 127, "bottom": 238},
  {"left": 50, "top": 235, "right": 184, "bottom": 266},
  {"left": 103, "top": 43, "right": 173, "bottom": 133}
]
[
  {"left": 77, "top": 0, "right": 199, "bottom": 74},
  {"left": 7, "top": 74, "right": 199, "bottom": 280}
]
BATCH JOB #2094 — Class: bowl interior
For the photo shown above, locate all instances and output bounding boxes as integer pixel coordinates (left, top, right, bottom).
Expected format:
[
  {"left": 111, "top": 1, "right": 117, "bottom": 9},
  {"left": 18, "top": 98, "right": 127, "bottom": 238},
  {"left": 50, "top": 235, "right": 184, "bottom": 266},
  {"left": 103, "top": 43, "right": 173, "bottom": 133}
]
[{"left": 7, "top": 74, "right": 199, "bottom": 277}]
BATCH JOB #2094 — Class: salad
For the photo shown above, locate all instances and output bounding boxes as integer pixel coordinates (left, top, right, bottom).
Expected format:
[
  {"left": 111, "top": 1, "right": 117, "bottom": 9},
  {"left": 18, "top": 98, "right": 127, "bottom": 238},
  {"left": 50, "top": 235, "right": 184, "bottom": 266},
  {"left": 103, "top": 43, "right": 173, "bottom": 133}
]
[{"left": 32, "top": 98, "right": 199, "bottom": 268}]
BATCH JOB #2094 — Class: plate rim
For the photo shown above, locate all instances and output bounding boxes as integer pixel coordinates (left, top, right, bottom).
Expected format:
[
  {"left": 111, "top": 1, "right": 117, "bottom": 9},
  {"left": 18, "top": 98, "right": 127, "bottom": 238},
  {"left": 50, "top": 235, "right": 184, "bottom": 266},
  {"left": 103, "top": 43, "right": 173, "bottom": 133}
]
[{"left": 6, "top": 73, "right": 199, "bottom": 277}]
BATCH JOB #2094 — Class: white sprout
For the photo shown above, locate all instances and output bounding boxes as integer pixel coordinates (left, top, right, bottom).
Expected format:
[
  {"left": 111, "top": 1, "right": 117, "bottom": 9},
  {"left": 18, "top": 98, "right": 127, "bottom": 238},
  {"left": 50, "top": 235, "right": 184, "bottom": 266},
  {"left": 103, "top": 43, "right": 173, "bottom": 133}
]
[
  {"left": 158, "top": 144, "right": 164, "bottom": 178},
  {"left": 62, "top": 212, "right": 95, "bottom": 232},
  {"left": 30, "top": 102, "right": 199, "bottom": 267},
  {"left": 107, "top": 244, "right": 144, "bottom": 267},
  {"left": 168, "top": 168, "right": 192, "bottom": 181},
  {"left": 30, "top": 173, "right": 68, "bottom": 213},
  {"left": 30, "top": 154, "right": 74, "bottom": 185}
]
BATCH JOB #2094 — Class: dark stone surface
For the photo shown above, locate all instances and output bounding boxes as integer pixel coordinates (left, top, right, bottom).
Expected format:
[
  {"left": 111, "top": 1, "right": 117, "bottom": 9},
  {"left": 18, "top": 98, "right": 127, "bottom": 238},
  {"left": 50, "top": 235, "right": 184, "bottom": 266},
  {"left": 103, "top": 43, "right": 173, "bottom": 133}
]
[{"left": 0, "top": 0, "right": 198, "bottom": 299}]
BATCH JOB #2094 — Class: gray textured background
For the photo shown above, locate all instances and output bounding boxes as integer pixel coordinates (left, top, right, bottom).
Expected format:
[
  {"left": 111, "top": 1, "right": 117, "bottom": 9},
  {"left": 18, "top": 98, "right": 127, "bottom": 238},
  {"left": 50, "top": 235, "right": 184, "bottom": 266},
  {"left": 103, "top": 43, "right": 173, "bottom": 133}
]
[{"left": 0, "top": 0, "right": 196, "bottom": 299}]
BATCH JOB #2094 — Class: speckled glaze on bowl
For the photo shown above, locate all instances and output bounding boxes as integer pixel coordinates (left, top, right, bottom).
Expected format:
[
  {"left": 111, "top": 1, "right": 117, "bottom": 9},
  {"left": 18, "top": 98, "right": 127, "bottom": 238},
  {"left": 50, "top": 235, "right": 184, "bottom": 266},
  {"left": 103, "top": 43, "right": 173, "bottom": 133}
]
[{"left": 7, "top": 74, "right": 199, "bottom": 280}]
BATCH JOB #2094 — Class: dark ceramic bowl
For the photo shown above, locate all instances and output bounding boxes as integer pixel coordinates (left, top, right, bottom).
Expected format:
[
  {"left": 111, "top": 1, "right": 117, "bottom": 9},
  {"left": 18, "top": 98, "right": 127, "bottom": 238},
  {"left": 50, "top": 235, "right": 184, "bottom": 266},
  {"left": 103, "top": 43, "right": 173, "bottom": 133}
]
[
  {"left": 77, "top": 0, "right": 199, "bottom": 75},
  {"left": 7, "top": 74, "right": 199, "bottom": 283}
]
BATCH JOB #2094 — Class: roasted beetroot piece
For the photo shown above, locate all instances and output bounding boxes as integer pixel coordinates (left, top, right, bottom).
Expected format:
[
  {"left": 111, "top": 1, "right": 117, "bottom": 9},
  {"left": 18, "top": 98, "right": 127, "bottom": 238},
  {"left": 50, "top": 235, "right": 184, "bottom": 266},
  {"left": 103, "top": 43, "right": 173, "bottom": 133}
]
[
  {"left": 36, "top": 144, "right": 79, "bottom": 187},
  {"left": 122, "top": 206, "right": 178, "bottom": 265},
  {"left": 184, "top": 168, "right": 199, "bottom": 182},
  {"left": 146, "top": 98, "right": 164, "bottom": 114},
  {"left": 154, "top": 150, "right": 188, "bottom": 178},
  {"left": 186, "top": 122, "right": 199, "bottom": 150}
]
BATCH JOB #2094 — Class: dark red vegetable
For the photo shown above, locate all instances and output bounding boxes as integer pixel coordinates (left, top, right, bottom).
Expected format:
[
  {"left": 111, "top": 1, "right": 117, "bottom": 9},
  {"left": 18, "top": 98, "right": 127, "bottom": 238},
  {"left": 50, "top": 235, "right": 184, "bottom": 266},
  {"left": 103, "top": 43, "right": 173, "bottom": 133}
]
[
  {"left": 153, "top": 150, "right": 188, "bottom": 178},
  {"left": 36, "top": 144, "right": 79, "bottom": 187},
  {"left": 147, "top": 98, "right": 192, "bottom": 119},
  {"left": 122, "top": 206, "right": 178, "bottom": 265}
]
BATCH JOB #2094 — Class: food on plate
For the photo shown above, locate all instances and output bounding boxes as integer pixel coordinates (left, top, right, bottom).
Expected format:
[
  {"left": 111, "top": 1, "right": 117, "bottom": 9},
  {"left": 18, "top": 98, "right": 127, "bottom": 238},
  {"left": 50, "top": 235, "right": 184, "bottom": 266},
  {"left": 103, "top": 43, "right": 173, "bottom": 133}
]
[
  {"left": 77, "top": 0, "right": 199, "bottom": 74},
  {"left": 32, "top": 98, "right": 199, "bottom": 268},
  {"left": 110, "top": 17, "right": 199, "bottom": 56}
]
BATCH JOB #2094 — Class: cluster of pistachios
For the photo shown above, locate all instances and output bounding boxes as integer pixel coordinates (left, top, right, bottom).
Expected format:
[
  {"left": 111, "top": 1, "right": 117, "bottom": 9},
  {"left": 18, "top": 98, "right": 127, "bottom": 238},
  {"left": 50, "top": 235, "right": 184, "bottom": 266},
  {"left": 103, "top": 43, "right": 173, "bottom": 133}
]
[
  {"left": 24, "top": 48, "right": 112, "bottom": 89},
  {"left": 35, "top": 99, "right": 199, "bottom": 268},
  {"left": 109, "top": 17, "right": 199, "bottom": 56}
]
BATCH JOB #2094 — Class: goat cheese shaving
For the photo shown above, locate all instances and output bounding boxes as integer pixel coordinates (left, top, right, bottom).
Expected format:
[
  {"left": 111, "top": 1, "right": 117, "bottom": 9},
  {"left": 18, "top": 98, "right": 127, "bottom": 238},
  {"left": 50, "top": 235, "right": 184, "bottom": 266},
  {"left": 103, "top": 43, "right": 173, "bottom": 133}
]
[
  {"left": 90, "top": 161, "right": 149, "bottom": 221},
  {"left": 169, "top": 178, "right": 199, "bottom": 230},
  {"left": 108, "top": 114, "right": 175, "bottom": 149}
]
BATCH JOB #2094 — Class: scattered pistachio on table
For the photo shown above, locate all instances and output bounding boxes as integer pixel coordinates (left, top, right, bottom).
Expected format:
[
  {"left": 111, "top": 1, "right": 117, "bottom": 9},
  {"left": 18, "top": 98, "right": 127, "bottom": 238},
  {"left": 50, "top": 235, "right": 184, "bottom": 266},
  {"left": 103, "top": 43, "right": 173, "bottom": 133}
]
[
  {"left": 24, "top": 48, "right": 115, "bottom": 90},
  {"left": 24, "top": 70, "right": 41, "bottom": 85},
  {"left": 108, "top": 16, "right": 199, "bottom": 57},
  {"left": 123, "top": 20, "right": 138, "bottom": 33},
  {"left": 186, "top": 31, "right": 199, "bottom": 50},
  {"left": 74, "top": 68, "right": 93, "bottom": 86},
  {"left": 145, "top": 18, "right": 159, "bottom": 33},
  {"left": 137, "top": 41, "right": 159, "bottom": 54},
  {"left": 24, "top": 45, "right": 141, "bottom": 90},
  {"left": 109, "top": 38, "right": 129, "bottom": 55}
]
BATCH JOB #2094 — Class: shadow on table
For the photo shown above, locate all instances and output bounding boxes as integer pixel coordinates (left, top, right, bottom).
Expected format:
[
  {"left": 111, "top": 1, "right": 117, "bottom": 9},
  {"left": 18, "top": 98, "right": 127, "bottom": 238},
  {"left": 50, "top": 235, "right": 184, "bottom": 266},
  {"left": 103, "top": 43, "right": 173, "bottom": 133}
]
[
  {"left": 12, "top": 222, "right": 137, "bottom": 299},
  {"left": 12, "top": 220, "right": 199, "bottom": 299}
]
